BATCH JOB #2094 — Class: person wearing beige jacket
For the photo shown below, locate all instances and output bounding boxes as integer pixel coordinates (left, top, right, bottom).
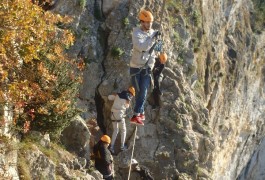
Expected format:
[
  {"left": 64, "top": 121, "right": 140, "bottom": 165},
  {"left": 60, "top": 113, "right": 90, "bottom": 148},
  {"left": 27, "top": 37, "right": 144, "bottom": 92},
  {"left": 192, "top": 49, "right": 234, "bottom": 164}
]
[{"left": 107, "top": 87, "right": 135, "bottom": 154}]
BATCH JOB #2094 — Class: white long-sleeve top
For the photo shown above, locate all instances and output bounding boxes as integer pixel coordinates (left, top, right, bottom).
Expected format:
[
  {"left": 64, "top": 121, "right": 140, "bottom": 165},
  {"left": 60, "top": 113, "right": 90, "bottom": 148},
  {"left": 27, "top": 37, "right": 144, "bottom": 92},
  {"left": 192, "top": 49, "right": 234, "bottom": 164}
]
[
  {"left": 130, "top": 27, "right": 156, "bottom": 69},
  {"left": 108, "top": 94, "right": 130, "bottom": 120}
]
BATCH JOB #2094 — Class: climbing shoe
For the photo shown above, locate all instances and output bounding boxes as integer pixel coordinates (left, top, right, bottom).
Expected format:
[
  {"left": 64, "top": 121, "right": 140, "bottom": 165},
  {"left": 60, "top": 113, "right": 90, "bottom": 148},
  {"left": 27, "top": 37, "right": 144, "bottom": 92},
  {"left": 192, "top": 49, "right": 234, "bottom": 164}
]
[
  {"left": 139, "top": 114, "right": 145, "bottom": 121},
  {"left": 130, "top": 115, "right": 144, "bottom": 126}
]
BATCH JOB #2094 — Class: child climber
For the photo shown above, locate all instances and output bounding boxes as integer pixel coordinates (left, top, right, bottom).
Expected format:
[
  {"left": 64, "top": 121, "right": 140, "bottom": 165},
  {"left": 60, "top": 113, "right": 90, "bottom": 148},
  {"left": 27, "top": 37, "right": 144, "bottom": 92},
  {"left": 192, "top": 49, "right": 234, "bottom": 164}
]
[{"left": 107, "top": 86, "right": 136, "bottom": 154}]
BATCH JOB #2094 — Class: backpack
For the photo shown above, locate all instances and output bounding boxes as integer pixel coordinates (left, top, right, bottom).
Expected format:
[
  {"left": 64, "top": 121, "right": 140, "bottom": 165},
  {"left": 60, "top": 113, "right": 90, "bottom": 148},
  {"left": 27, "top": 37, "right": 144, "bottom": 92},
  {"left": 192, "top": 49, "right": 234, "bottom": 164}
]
[{"left": 93, "top": 143, "right": 101, "bottom": 159}]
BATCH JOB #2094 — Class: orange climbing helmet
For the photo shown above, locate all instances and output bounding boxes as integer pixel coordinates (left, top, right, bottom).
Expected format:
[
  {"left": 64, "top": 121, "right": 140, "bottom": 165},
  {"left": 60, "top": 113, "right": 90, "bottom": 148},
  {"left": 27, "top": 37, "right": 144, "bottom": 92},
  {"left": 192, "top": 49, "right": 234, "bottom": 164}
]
[
  {"left": 128, "top": 86, "right": 136, "bottom": 96},
  {"left": 138, "top": 9, "right": 154, "bottom": 22},
  {"left": 101, "top": 135, "right": 111, "bottom": 144},
  {"left": 159, "top": 52, "right": 168, "bottom": 64}
]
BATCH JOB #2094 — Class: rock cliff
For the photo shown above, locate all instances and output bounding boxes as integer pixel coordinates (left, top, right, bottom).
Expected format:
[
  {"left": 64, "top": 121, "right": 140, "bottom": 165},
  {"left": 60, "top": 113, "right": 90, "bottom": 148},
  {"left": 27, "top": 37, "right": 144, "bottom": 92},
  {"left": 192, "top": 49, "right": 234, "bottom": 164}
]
[{"left": 0, "top": 0, "right": 264, "bottom": 179}]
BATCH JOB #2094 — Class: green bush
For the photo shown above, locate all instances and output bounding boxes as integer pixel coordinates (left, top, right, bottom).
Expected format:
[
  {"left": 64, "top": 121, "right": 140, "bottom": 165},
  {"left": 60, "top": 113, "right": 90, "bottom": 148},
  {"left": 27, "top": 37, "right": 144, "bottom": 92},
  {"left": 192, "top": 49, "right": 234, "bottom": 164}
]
[
  {"left": 15, "top": 59, "right": 82, "bottom": 140},
  {"left": 111, "top": 47, "right": 124, "bottom": 58},
  {"left": 122, "top": 18, "right": 129, "bottom": 28},
  {"left": 192, "top": 10, "right": 201, "bottom": 26},
  {"left": 79, "top": 0, "right": 86, "bottom": 9},
  {"left": 0, "top": 1, "right": 82, "bottom": 140}
]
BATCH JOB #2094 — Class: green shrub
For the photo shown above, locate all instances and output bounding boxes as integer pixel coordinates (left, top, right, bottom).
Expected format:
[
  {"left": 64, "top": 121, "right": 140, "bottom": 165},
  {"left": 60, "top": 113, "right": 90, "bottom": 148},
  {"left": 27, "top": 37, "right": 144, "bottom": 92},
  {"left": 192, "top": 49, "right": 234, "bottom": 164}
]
[
  {"left": 79, "top": 0, "right": 86, "bottom": 9},
  {"left": 192, "top": 10, "right": 201, "bottom": 26},
  {"left": 14, "top": 59, "right": 82, "bottom": 140},
  {"left": 0, "top": 0, "right": 82, "bottom": 142},
  {"left": 111, "top": 47, "right": 124, "bottom": 58},
  {"left": 122, "top": 18, "right": 129, "bottom": 27}
]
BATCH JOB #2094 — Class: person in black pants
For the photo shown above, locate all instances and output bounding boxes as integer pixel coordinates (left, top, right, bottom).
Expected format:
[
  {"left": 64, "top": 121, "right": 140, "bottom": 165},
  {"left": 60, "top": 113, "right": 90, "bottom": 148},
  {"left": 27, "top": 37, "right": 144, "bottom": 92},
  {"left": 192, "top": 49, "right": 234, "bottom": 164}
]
[
  {"left": 93, "top": 135, "right": 113, "bottom": 180},
  {"left": 152, "top": 53, "right": 167, "bottom": 109}
]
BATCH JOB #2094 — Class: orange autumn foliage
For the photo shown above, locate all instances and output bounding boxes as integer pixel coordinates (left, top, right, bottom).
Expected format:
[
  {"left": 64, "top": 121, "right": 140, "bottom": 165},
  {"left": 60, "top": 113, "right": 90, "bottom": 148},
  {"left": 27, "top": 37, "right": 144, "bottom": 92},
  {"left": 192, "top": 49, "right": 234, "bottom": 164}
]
[{"left": 0, "top": 0, "right": 83, "bottom": 138}]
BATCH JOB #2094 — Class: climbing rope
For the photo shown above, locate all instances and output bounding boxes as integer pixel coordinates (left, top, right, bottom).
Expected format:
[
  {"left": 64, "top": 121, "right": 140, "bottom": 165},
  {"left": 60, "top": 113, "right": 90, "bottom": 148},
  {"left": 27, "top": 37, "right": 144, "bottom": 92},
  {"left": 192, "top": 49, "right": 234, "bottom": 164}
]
[
  {"left": 156, "top": 0, "right": 167, "bottom": 53},
  {"left": 127, "top": 126, "right": 137, "bottom": 180}
]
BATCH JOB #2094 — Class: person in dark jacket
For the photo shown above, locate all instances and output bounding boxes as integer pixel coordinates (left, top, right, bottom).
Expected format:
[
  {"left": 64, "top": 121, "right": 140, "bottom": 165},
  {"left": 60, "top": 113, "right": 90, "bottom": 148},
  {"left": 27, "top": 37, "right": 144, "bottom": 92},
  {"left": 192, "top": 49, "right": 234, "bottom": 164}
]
[
  {"left": 93, "top": 135, "right": 113, "bottom": 180},
  {"left": 152, "top": 53, "right": 167, "bottom": 109},
  {"left": 130, "top": 159, "right": 154, "bottom": 180}
]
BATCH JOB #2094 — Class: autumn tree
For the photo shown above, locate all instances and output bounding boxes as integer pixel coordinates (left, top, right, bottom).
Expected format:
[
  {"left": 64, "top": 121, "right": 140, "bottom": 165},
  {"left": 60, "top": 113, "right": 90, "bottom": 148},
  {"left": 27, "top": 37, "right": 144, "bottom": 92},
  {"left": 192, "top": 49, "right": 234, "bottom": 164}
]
[{"left": 0, "top": 0, "right": 84, "bottom": 138}]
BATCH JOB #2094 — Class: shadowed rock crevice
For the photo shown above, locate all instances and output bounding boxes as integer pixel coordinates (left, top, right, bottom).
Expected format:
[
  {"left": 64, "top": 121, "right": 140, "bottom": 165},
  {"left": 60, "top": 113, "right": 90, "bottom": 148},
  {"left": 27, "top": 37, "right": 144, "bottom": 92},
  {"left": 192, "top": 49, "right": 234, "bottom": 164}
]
[{"left": 94, "top": 18, "right": 111, "bottom": 134}]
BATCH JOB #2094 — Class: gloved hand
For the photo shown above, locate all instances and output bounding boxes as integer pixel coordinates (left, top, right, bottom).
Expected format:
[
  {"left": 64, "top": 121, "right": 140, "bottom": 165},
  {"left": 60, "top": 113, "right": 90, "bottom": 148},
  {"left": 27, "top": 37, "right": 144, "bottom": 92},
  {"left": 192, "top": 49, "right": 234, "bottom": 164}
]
[{"left": 153, "top": 31, "right": 162, "bottom": 38}]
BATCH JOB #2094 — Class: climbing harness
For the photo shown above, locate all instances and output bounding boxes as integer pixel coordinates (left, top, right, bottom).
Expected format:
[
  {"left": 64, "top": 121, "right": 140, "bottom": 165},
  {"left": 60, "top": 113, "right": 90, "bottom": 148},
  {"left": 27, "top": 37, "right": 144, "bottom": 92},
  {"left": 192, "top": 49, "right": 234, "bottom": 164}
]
[
  {"left": 130, "top": 0, "right": 166, "bottom": 80},
  {"left": 131, "top": 0, "right": 168, "bottom": 91},
  {"left": 111, "top": 112, "right": 123, "bottom": 122},
  {"left": 131, "top": 0, "right": 168, "bottom": 78},
  {"left": 127, "top": 126, "right": 138, "bottom": 180}
]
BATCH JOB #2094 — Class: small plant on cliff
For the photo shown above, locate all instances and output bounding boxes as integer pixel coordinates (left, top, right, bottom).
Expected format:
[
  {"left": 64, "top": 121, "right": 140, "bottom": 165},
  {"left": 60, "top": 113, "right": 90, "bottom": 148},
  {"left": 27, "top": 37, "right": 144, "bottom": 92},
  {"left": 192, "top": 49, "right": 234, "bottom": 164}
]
[
  {"left": 122, "top": 17, "right": 130, "bottom": 28},
  {"left": 79, "top": 0, "right": 86, "bottom": 9},
  {"left": 111, "top": 47, "right": 124, "bottom": 59},
  {"left": 192, "top": 10, "right": 201, "bottom": 27}
]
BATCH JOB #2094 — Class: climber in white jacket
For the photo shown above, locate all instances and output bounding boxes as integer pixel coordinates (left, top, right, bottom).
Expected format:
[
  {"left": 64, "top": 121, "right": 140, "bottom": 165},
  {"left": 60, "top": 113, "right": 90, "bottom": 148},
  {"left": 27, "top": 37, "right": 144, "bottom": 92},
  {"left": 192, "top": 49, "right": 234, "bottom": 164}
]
[
  {"left": 130, "top": 9, "right": 161, "bottom": 125},
  {"left": 107, "top": 86, "right": 135, "bottom": 154}
]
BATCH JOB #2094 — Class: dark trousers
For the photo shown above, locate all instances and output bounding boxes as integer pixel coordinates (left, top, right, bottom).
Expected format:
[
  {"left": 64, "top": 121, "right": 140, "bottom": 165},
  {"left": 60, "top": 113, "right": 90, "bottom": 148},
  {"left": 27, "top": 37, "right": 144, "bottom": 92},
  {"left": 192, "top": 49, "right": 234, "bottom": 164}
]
[
  {"left": 130, "top": 67, "right": 151, "bottom": 114},
  {"left": 152, "top": 74, "right": 162, "bottom": 107}
]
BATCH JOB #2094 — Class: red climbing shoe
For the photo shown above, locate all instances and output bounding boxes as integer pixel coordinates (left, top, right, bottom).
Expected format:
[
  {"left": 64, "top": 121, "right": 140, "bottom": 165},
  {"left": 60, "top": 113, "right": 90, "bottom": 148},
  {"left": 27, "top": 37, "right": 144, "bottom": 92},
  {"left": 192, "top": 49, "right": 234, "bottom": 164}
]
[
  {"left": 139, "top": 114, "right": 145, "bottom": 121},
  {"left": 130, "top": 115, "right": 144, "bottom": 126}
]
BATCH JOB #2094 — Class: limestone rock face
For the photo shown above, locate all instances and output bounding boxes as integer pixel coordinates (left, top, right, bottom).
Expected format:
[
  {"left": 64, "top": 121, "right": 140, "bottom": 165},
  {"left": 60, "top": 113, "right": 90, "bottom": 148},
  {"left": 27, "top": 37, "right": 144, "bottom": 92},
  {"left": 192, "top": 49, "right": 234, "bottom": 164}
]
[
  {"left": 25, "top": 145, "right": 56, "bottom": 179},
  {"left": 1, "top": 0, "right": 265, "bottom": 179},
  {"left": 0, "top": 139, "right": 19, "bottom": 180},
  {"left": 20, "top": 133, "right": 100, "bottom": 179},
  {"left": 100, "top": 0, "right": 265, "bottom": 179},
  {"left": 61, "top": 116, "right": 91, "bottom": 159},
  {"left": 102, "top": 0, "right": 121, "bottom": 16},
  {"left": 238, "top": 137, "right": 265, "bottom": 180}
]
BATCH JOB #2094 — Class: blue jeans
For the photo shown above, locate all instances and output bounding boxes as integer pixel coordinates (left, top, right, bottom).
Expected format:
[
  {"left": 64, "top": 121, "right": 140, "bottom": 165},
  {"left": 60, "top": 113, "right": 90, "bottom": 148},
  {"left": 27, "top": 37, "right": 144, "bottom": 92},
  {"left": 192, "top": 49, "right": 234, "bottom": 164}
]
[{"left": 130, "top": 67, "right": 151, "bottom": 114}]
